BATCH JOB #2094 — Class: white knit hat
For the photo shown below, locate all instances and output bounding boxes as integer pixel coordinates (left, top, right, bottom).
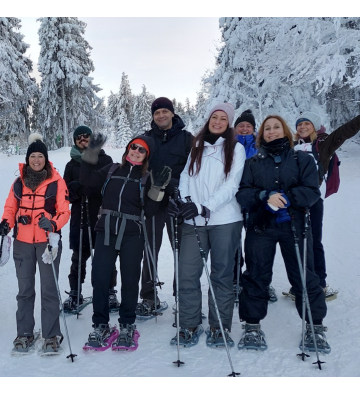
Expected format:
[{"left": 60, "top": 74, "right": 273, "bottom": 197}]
[
  {"left": 208, "top": 103, "right": 235, "bottom": 127},
  {"left": 296, "top": 111, "right": 322, "bottom": 132}
]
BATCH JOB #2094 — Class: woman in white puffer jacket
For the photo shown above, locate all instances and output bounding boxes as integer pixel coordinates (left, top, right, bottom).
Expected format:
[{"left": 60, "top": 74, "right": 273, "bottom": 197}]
[{"left": 169, "top": 103, "right": 246, "bottom": 348}]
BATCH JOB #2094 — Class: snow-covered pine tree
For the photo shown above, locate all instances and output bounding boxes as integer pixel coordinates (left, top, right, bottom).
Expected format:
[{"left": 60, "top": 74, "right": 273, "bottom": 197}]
[
  {"left": 116, "top": 72, "right": 134, "bottom": 132},
  {"left": 37, "top": 17, "right": 105, "bottom": 148},
  {"left": 114, "top": 109, "right": 133, "bottom": 148},
  {"left": 0, "top": 17, "right": 38, "bottom": 149},
  {"left": 132, "top": 85, "right": 154, "bottom": 134}
]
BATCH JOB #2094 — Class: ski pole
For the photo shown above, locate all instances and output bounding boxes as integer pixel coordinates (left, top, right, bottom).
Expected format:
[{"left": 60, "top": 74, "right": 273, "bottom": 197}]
[
  {"left": 141, "top": 215, "right": 164, "bottom": 321},
  {"left": 172, "top": 188, "right": 184, "bottom": 367},
  {"left": 41, "top": 215, "right": 77, "bottom": 362},
  {"left": 297, "top": 209, "right": 310, "bottom": 361},
  {"left": 76, "top": 196, "right": 85, "bottom": 318},
  {"left": 152, "top": 215, "right": 158, "bottom": 321},
  {"left": 85, "top": 196, "right": 94, "bottom": 262},
  {"left": 234, "top": 239, "right": 242, "bottom": 307},
  {"left": 291, "top": 211, "right": 324, "bottom": 370},
  {"left": 186, "top": 197, "right": 240, "bottom": 377}
]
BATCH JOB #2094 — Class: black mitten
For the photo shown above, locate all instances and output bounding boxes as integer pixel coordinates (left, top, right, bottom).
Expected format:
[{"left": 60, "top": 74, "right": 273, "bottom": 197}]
[{"left": 82, "top": 134, "right": 107, "bottom": 164}]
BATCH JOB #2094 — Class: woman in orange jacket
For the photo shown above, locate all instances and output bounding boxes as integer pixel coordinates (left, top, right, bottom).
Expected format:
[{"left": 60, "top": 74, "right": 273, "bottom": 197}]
[{"left": 0, "top": 133, "right": 70, "bottom": 354}]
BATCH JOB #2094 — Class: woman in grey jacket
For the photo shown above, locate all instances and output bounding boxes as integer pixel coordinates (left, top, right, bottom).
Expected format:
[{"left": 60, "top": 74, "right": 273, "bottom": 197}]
[{"left": 169, "top": 103, "right": 246, "bottom": 348}]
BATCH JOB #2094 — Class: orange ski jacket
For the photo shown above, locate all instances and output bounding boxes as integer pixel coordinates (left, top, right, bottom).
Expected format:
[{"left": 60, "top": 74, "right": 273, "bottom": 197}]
[{"left": 1, "top": 162, "right": 70, "bottom": 244}]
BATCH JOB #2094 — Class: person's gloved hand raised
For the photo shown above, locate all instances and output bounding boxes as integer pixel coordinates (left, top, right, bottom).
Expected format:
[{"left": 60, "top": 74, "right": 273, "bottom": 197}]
[
  {"left": 82, "top": 133, "right": 107, "bottom": 164},
  {"left": 148, "top": 166, "right": 172, "bottom": 202}
]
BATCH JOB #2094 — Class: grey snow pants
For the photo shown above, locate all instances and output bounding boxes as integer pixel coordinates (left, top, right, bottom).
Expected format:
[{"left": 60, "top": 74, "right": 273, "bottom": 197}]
[
  {"left": 13, "top": 239, "right": 62, "bottom": 339},
  {"left": 178, "top": 221, "right": 242, "bottom": 330}
]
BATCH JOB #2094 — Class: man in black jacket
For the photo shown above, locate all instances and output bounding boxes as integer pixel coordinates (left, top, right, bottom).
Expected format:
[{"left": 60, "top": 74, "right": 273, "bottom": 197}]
[
  {"left": 63, "top": 125, "right": 118, "bottom": 312},
  {"left": 136, "top": 97, "right": 193, "bottom": 317}
]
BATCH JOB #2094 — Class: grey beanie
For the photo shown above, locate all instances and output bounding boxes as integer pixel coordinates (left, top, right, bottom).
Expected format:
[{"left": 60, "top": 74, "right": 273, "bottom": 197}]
[
  {"left": 296, "top": 111, "right": 322, "bottom": 132},
  {"left": 208, "top": 103, "right": 235, "bottom": 127}
]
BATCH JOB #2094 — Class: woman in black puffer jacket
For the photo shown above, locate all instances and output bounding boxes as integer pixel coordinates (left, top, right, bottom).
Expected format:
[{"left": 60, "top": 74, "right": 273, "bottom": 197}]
[
  {"left": 80, "top": 135, "right": 171, "bottom": 350},
  {"left": 236, "top": 115, "right": 329, "bottom": 353}
]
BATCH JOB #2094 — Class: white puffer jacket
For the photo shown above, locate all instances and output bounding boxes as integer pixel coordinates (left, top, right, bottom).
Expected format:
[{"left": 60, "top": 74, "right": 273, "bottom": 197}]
[{"left": 179, "top": 137, "right": 246, "bottom": 226}]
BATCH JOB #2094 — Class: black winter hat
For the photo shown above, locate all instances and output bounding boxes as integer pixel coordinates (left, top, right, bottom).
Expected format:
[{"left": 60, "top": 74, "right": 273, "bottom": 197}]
[
  {"left": 26, "top": 133, "right": 48, "bottom": 165},
  {"left": 151, "top": 97, "right": 175, "bottom": 116},
  {"left": 234, "top": 109, "right": 256, "bottom": 129},
  {"left": 73, "top": 125, "right": 93, "bottom": 143}
]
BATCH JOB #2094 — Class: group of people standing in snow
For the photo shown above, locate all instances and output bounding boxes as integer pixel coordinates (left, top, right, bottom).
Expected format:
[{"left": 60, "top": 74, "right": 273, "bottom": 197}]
[{"left": 0, "top": 95, "right": 359, "bottom": 355}]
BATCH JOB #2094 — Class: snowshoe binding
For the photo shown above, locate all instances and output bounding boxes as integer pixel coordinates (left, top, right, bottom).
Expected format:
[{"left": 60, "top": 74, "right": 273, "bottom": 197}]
[
  {"left": 108, "top": 289, "right": 120, "bottom": 313},
  {"left": 205, "top": 326, "right": 234, "bottom": 348},
  {"left": 238, "top": 323, "right": 268, "bottom": 351},
  {"left": 282, "top": 287, "right": 296, "bottom": 301},
  {"left": 38, "top": 335, "right": 64, "bottom": 356},
  {"left": 300, "top": 324, "right": 331, "bottom": 354},
  {"left": 323, "top": 285, "right": 338, "bottom": 301},
  {"left": 170, "top": 325, "right": 204, "bottom": 348},
  {"left": 83, "top": 324, "right": 119, "bottom": 351},
  {"left": 63, "top": 290, "right": 92, "bottom": 314},
  {"left": 135, "top": 299, "right": 168, "bottom": 320},
  {"left": 11, "top": 331, "right": 41, "bottom": 355},
  {"left": 112, "top": 323, "right": 140, "bottom": 351},
  {"left": 268, "top": 285, "right": 278, "bottom": 303}
]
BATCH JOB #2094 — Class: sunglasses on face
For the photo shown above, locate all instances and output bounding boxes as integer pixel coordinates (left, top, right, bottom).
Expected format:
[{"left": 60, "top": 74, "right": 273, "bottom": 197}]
[
  {"left": 129, "top": 144, "right": 147, "bottom": 154},
  {"left": 75, "top": 133, "right": 90, "bottom": 141}
]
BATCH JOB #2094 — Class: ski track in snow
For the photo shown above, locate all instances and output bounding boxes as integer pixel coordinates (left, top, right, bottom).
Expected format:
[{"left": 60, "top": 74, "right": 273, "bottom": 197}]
[{"left": 0, "top": 142, "right": 359, "bottom": 378}]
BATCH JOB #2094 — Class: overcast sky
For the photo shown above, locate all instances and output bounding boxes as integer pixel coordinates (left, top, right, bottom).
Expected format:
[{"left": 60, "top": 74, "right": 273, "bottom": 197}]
[{"left": 18, "top": 17, "right": 222, "bottom": 106}]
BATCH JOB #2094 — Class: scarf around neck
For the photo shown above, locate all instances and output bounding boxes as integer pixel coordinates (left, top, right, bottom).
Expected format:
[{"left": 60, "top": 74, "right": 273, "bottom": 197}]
[{"left": 23, "top": 166, "right": 48, "bottom": 192}]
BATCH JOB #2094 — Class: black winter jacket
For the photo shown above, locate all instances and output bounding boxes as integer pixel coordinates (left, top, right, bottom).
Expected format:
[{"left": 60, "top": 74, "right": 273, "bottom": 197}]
[
  {"left": 80, "top": 160, "right": 160, "bottom": 235},
  {"left": 237, "top": 139, "right": 320, "bottom": 231},
  {"left": 63, "top": 149, "right": 112, "bottom": 249},
  {"left": 145, "top": 115, "right": 193, "bottom": 201}
]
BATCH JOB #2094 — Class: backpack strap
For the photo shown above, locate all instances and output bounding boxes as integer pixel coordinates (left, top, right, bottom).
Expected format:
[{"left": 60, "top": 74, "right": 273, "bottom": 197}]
[
  {"left": 101, "top": 163, "right": 121, "bottom": 196},
  {"left": 185, "top": 131, "right": 192, "bottom": 156}
]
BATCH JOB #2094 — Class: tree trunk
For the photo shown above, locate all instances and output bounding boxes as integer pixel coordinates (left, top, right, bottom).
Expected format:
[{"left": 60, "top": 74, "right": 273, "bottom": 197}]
[{"left": 62, "top": 80, "right": 69, "bottom": 147}]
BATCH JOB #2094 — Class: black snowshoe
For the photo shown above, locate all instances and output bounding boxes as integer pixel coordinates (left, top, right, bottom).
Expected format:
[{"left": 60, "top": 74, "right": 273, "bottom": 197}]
[
  {"left": 63, "top": 290, "right": 84, "bottom": 312},
  {"left": 300, "top": 324, "right": 331, "bottom": 354},
  {"left": 238, "top": 323, "right": 268, "bottom": 351},
  {"left": 135, "top": 299, "right": 168, "bottom": 320}
]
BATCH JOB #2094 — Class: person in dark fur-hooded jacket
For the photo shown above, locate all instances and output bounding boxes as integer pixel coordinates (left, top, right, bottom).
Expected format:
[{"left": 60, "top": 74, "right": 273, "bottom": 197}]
[{"left": 80, "top": 134, "right": 172, "bottom": 349}]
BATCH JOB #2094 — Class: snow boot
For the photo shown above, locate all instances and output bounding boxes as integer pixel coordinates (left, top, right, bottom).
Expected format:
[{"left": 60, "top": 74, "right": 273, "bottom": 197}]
[
  {"left": 112, "top": 323, "right": 140, "bottom": 351},
  {"left": 63, "top": 290, "right": 83, "bottom": 312},
  {"left": 170, "top": 325, "right": 204, "bottom": 348},
  {"left": 238, "top": 323, "right": 268, "bottom": 351},
  {"left": 135, "top": 298, "right": 168, "bottom": 320},
  {"left": 108, "top": 289, "right": 120, "bottom": 311},
  {"left": 12, "top": 332, "right": 40, "bottom": 354},
  {"left": 300, "top": 324, "right": 331, "bottom": 354},
  {"left": 268, "top": 285, "right": 278, "bottom": 303},
  {"left": 39, "top": 335, "right": 64, "bottom": 356},
  {"left": 84, "top": 323, "right": 119, "bottom": 351},
  {"left": 205, "top": 326, "right": 234, "bottom": 348}
]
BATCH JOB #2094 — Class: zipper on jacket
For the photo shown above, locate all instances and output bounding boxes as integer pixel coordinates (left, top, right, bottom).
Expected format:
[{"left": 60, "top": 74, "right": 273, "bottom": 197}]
[{"left": 115, "top": 164, "right": 133, "bottom": 234}]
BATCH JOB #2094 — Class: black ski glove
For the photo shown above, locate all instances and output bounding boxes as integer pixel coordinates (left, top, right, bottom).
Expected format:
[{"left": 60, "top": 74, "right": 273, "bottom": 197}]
[
  {"left": 0, "top": 220, "right": 10, "bottom": 236},
  {"left": 179, "top": 202, "right": 199, "bottom": 220},
  {"left": 148, "top": 166, "right": 172, "bottom": 202},
  {"left": 38, "top": 217, "right": 55, "bottom": 232},
  {"left": 82, "top": 134, "right": 107, "bottom": 164},
  {"left": 168, "top": 199, "right": 180, "bottom": 217}
]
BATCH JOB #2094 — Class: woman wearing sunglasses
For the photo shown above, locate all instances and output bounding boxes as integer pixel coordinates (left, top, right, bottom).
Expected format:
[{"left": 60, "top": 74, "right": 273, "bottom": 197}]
[{"left": 79, "top": 135, "right": 172, "bottom": 351}]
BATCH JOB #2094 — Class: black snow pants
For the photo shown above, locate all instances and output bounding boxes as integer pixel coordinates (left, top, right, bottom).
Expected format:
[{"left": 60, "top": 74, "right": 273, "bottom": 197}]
[
  {"left": 92, "top": 231, "right": 144, "bottom": 326},
  {"left": 239, "top": 218, "right": 327, "bottom": 325}
]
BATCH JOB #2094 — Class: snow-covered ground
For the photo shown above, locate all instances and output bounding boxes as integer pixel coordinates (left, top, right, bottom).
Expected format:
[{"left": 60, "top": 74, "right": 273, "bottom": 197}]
[{"left": 0, "top": 141, "right": 359, "bottom": 380}]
